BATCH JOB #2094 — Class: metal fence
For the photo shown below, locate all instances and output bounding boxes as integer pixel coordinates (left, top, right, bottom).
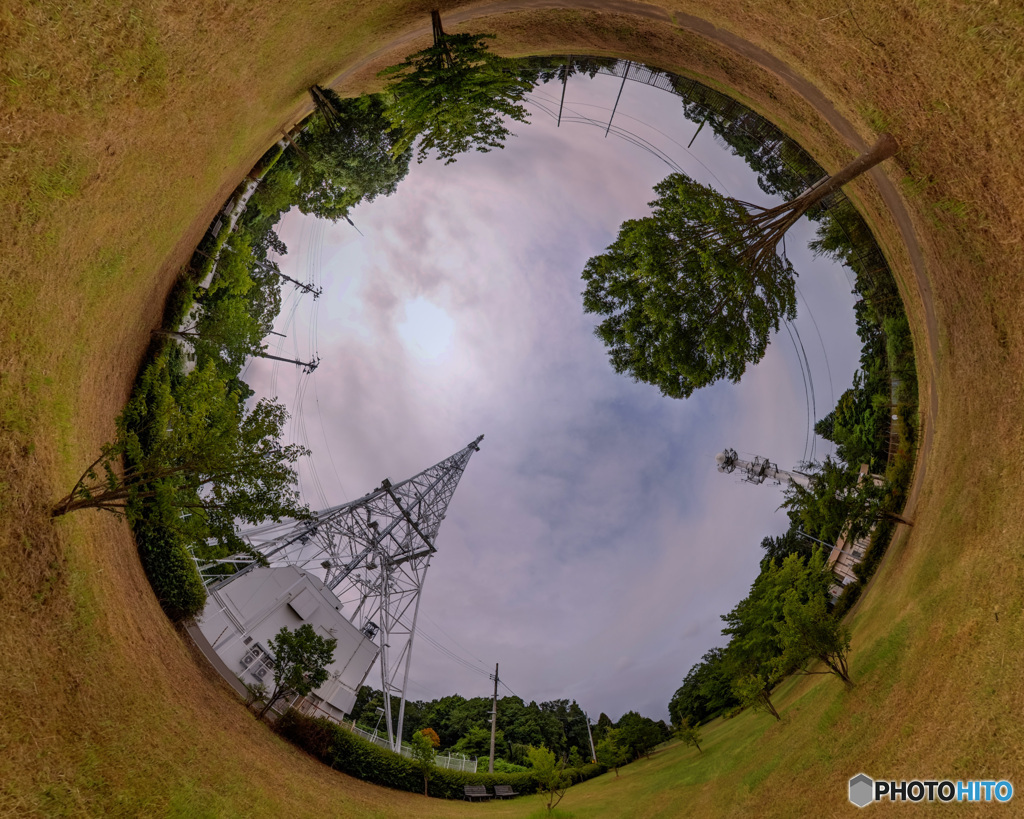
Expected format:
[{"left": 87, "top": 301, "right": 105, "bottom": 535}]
[{"left": 348, "top": 724, "right": 478, "bottom": 772}]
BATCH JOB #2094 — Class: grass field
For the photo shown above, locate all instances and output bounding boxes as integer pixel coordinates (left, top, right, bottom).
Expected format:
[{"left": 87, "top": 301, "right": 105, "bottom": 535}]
[{"left": 2, "top": 0, "right": 1023, "bottom": 815}]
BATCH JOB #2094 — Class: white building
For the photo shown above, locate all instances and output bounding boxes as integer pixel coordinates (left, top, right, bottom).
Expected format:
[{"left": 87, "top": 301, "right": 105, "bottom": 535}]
[
  {"left": 825, "top": 465, "right": 884, "bottom": 599},
  {"left": 196, "top": 565, "right": 379, "bottom": 719}
]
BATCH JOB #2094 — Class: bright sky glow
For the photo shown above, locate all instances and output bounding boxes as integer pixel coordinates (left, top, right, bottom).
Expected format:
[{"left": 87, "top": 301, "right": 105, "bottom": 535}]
[
  {"left": 243, "top": 68, "right": 861, "bottom": 721},
  {"left": 397, "top": 297, "right": 456, "bottom": 361}
]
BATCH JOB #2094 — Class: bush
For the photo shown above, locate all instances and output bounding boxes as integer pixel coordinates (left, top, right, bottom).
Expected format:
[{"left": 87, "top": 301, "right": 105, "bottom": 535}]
[
  {"left": 134, "top": 508, "right": 207, "bottom": 620},
  {"left": 492, "top": 758, "right": 529, "bottom": 773},
  {"left": 276, "top": 711, "right": 594, "bottom": 798}
]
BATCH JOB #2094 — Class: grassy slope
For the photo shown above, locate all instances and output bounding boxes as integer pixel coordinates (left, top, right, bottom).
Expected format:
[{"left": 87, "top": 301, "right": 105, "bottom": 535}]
[{"left": 1, "top": 0, "right": 1022, "bottom": 815}]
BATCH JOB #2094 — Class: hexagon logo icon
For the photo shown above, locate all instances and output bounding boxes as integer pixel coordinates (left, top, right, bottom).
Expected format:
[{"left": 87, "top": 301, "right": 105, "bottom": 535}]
[{"left": 849, "top": 773, "right": 874, "bottom": 808}]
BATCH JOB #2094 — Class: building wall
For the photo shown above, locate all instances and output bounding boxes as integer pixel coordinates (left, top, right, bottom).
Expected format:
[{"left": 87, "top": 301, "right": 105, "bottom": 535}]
[{"left": 197, "top": 566, "right": 378, "bottom": 717}]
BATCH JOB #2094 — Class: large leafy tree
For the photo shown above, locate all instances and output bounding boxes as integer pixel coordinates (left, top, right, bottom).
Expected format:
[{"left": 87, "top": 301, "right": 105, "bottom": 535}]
[
  {"left": 53, "top": 361, "right": 308, "bottom": 528},
  {"left": 615, "top": 711, "right": 668, "bottom": 760},
  {"left": 581, "top": 135, "right": 897, "bottom": 398},
  {"left": 668, "top": 646, "right": 739, "bottom": 727},
  {"left": 291, "top": 90, "right": 412, "bottom": 221},
  {"left": 258, "top": 624, "right": 338, "bottom": 719},
  {"left": 721, "top": 549, "right": 852, "bottom": 717},
  {"left": 379, "top": 12, "right": 534, "bottom": 164}
]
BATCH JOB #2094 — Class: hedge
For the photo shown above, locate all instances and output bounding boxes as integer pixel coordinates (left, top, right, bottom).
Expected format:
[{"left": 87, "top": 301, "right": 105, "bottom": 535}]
[{"left": 276, "top": 711, "right": 607, "bottom": 799}]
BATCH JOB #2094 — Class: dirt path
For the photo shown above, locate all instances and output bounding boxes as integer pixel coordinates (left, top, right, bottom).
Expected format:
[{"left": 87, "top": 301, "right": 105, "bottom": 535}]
[{"left": 325, "top": 0, "right": 940, "bottom": 520}]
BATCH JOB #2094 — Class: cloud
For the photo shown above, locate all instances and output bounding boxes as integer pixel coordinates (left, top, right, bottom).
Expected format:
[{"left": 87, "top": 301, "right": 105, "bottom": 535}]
[{"left": 247, "top": 72, "right": 861, "bottom": 720}]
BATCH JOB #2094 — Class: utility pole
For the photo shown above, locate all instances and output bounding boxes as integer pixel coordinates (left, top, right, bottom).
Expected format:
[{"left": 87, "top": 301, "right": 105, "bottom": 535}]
[
  {"left": 557, "top": 55, "right": 571, "bottom": 127},
  {"left": 254, "top": 260, "right": 322, "bottom": 299},
  {"left": 488, "top": 663, "right": 499, "bottom": 773},
  {"left": 584, "top": 711, "right": 597, "bottom": 764},
  {"left": 151, "top": 330, "right": 318, "bottom": 372},
  {"left": 605, "top": 61, "right": 632, "bottom": 137}
]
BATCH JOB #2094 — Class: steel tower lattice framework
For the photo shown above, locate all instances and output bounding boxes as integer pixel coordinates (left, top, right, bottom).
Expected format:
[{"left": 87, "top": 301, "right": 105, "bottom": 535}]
[
  {"left": 211, "top": 435, "right": 483, "bottom": 750},
  {"left": 715, "top": 447, "right": 811, "bottom": 488}
]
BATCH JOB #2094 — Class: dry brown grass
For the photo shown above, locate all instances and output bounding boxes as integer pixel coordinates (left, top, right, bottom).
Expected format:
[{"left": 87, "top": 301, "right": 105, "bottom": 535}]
[{"left": 2, "top": 0, "right": 1024, "bottom": 814}]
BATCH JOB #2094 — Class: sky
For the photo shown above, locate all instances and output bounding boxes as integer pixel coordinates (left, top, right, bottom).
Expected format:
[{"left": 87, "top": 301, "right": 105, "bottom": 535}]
[{"left": 241, "top": 69, "right": 862, "bottom": 722}]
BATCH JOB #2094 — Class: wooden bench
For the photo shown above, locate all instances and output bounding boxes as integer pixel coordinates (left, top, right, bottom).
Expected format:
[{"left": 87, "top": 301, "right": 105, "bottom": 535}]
[
  {"left": 463, "top": 785, "right": 492, "bottom": 802},
  {"left": 494, "top": 784, "right": 519, "bottom": 799}
]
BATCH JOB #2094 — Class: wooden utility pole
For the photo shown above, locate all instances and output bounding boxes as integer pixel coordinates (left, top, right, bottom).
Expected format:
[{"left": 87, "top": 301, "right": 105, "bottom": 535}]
[{"left": 488, "top": 663, "right": 499, "bottom": 773}]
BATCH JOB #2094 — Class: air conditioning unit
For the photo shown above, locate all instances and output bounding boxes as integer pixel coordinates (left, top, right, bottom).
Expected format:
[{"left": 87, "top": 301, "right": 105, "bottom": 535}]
[
  {"left": 253, "top": 665, "right": 269, "bottom": 680},
  {"left": 241, "top": 650, "right": 259, "bottom": 668}
]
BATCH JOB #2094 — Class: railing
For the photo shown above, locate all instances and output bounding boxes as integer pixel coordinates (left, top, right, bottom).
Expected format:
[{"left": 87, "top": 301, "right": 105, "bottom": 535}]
[{"left": 348, "top": 724, "right": 478, "bottom": 772}]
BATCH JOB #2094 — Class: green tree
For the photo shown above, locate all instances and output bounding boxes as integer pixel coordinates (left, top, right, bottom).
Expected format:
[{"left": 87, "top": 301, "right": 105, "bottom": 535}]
[
  {"left": 258, "top": 624, "right": 337, "bottom": 719},
  {"left": 454, "top": 725, "right": 507, "bottom": 760},
  {"left": 291, "top": 90, "right": 412, "bottom": 222},
  {"left": 53, "top": 362, "right": 308, "bottom": 529},
  {"left": 410, "top": 728, "right": 438, "bottom": 796},
  {"left": 379, "top": 12, "right": 534, "bottom": 164},
  {"left": 782, "top": 457, "right": 911, "bottom": 547},
  {"left": 720, "top": 551, "right": 833, "bottom": 720},
  {"left": 732, "top": 671, "right": 782, "bottom": 721},
  {"left": 527, "top": 746, "right": 570, "bottom": 813},
  {"left": 675, "top": 719, "right": 703, "bottom": 754},
  {"left": 615, "top": 711, "right": 666, "bottom": 760},
  {"left": 775, "top": 554, "right": 854, "bottom": 687},
  {"left": 759, "top": 529, "right": 812, "bottom": 568},
  {"left": 668, "top": 646, "right": 739, "bottom": 727},
  {"left": 581, "top": 135, "right": 898, "bottom": 398},
  {"left": 595, "top": 728, "right": 629, "bottom": 777}
]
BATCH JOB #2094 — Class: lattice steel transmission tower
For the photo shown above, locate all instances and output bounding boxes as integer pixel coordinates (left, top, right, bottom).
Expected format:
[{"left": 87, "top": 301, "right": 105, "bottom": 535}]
[
  {"left": 203, "top": 435, "right": 484, "bottom": 750},
  {"left": 715, "top": 447, "right": 811, "bottom": 488}
]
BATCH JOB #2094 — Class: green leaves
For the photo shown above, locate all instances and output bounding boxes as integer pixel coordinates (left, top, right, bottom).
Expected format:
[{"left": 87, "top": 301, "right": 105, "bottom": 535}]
[
  {"left": 260, "top": 624, "right": 338, "bottom": 718},
  {"left": 291, "top": 91, "right": 412, "bottom": 222},
  {"left": 581, "top": 172, "right": 798, "bottom": 399},
  {"left": 380, "top": 31, "right": 533, "bottom": 165}
]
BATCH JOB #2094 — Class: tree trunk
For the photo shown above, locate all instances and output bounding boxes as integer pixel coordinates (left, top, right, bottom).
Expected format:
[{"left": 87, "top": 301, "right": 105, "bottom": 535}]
[
  {"left": 761, "top": 690, "right": 782, "bottom": 721},
  {"left": 792, "top": 134, "right": 899, "bottom": 212}
]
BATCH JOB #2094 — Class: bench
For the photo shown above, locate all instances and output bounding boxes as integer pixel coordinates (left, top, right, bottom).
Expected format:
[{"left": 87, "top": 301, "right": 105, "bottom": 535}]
[
  {"left": 463, "top": 785, "right": 492, "bottom": 802},
  {"left": 494, "top": 784, "right": 520, "bottom": 799}
]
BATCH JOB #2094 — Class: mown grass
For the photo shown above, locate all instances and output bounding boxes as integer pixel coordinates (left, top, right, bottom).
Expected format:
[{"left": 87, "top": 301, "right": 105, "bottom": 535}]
[{"left": 2, "top": 0, "right": 1023, "bottom": 816}]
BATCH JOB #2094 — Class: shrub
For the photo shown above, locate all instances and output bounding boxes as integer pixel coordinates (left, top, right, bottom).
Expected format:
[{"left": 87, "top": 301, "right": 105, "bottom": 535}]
[
  {"left": 276, "top": 711, "right": 582, "bottom": 798},
  {"left": 134, "top": 510, "right": 207, "bottom": 620}
]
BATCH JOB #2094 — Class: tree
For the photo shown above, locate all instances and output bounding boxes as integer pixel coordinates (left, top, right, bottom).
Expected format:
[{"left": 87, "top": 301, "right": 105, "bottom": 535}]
[
  {"left": 454, "top": 725, "right": 507, "bottom": 760},
  {"left": 595, "top": 729, "right": 629, "bottom": 777},
  {"left": 258, "top": 624, "right": 337, "bottom": 719},
  {"left": 778, "top": 583, "right": 854, "bottom": 688},
  {"left": 581, "top": 135, "right": 898, "bottom": 399},
  {"left": 615, "top": 711, "right": 666, "bottom": 760},
  {"left": 732, "top": 672, "right": 782, "bottom": 721},
  {"left": 379, "top": 12, "right": 534, "bottom": 164},
  {"left": 292, "top": 90, "right": 412, "bottom": 222},
  {"left": 410, "top": 728, "right": 438, "bottom": 795},
  {"left": 669, "top": 646, "right": 739, "bottom": 728},
  {"left": 720, "top": 552, "right": 827, "bottom": 720},
  {"left": 675, "top": 719, "right": 703, "bottom": 754},
  {"left": 782, "top": 457, "right": 910, "bottom": 547},
  {"left": 759, "top": 529, "right": 812, "bottom": 568},
  {"left": 53, "top": 361, "right": 308, "bottom": 528},
  {"left": 527, "top": 746, "right": 570, "bottom": 813}
]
